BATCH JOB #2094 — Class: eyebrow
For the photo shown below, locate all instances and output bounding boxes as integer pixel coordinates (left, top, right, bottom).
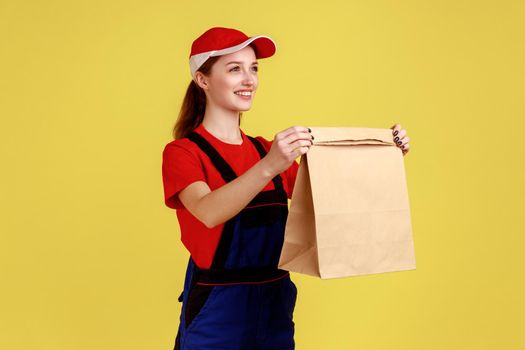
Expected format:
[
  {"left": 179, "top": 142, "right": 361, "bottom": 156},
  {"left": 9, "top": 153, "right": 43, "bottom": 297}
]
[{"left": 225, "top": 61, "right": 258, "bottom": 65}]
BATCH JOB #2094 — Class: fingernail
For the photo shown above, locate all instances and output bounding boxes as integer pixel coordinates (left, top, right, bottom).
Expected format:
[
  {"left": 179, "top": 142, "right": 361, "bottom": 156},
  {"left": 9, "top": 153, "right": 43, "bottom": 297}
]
[
  {"left": 311, "top": 135, "right": 315, "bottom": 140},
  {"left": 394, "top": 136, "right": 399, "bottom": 142},
  {"left": 310, "top": 139, "right": 314, "bottom": 144},
  {"left": 393, "top": 130, "right": 398, "bottom": 136},
  {"left": 307, "top": 127, "right": 311, "bottom": 133},
  {"left": 397, "top": 141, "right": 402, "bottom": 145}
]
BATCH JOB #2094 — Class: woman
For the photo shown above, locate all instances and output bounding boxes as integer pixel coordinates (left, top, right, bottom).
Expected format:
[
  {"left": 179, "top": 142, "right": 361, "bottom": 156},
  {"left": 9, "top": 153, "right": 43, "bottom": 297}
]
[{"left": 162, "top": 27, "right": 410, "bottom": 350}]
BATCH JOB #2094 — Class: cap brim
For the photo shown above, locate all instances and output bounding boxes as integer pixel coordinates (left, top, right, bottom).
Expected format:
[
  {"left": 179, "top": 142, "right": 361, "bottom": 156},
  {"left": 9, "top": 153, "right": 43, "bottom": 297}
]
[
  {"left": 190, "top": 35, "right": 276, "bottom": 80},
  {"left": 210, "top": 35, "right": 276, "bottom": 59}
]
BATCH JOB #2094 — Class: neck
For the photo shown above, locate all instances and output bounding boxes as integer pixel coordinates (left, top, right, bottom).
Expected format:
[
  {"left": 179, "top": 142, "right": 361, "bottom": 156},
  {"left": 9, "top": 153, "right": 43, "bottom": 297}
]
[{"left": 201, "top": 104, "right": 242, "bottom": 144}]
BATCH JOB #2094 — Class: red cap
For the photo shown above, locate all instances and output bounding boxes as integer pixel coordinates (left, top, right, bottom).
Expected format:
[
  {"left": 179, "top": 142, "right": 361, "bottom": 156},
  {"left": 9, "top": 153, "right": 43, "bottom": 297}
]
[{"left": 189, "top": 27, "right": 276, "bottom": 80}]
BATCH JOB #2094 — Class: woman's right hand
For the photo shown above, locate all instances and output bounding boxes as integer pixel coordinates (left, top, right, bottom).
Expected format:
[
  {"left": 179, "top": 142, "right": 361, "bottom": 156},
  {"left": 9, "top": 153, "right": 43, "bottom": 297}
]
[{"left": 261, "top": 126, "right": 314, "bottom": 177}]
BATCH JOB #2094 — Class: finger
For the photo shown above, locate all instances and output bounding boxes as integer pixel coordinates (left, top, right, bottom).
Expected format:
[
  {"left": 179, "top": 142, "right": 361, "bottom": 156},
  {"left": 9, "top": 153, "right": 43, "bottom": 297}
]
[
  {"left": 289, "top": 139, "right": 314, "bottom": 150},
  {"left": 391, "top": 125, "right": 402, "bottom": 138},
  {"left": 393, "top": 129, "right": 406, "bottom": 144},
  {"left": 289, "top": 147, "right": 309, "bottom": 160},
  {"left": 277, "top": 126, "right": 311, "bottom": 140},
  {"left": 292, "top": 146, "right": 310, "bottom": 158},
  {"left": 401, "top": 143, "right": 410, "bottom": 151},
  {"left": 395, "top": 134, "right": 409, "bottom": 147},
  {"left": 282, "top": 130, "right": 314, "bottom": 145},
  {"left": 393, "top": 124, "right": 403, "bottom": 134}
]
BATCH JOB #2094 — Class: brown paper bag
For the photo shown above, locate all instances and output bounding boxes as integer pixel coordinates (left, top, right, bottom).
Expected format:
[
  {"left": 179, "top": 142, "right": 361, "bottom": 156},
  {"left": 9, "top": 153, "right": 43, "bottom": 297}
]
[{"left": 278, "top": 127, "right": 416, "bottom": 279}]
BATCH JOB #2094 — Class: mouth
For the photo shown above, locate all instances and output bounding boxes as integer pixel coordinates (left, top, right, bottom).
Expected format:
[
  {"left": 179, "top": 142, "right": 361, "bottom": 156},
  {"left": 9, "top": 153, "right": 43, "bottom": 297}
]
[{"left": 234, "top": 90, "right": 254, "bottom": 99}]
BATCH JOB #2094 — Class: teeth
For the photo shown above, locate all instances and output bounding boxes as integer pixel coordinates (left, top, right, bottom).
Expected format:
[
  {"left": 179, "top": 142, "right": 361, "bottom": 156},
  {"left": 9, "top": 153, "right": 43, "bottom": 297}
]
[{"left": 235, "top": 91, "right": 252, "bottom": 96}]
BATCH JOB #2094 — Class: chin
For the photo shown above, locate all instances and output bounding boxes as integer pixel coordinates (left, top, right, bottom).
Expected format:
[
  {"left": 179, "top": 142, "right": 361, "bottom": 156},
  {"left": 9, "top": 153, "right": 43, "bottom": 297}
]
[{"left": 235, "top": 104, "right": 253, "bottom": 112}]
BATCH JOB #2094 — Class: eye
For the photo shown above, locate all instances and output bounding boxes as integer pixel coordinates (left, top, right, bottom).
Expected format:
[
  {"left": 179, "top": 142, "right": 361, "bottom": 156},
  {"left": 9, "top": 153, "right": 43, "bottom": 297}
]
[
  {"left": 251, "top": 66, "right": 258, "bottom": 72},
  {"left": 229, "top": 66, "right": 240, "bottom": 72}
]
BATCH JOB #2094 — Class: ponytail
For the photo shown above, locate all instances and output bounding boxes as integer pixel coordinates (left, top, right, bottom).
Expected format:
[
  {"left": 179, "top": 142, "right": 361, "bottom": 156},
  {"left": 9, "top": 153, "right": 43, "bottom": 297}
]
[{"left": 172, "top": 79, "right": 206, "bottom": 140}]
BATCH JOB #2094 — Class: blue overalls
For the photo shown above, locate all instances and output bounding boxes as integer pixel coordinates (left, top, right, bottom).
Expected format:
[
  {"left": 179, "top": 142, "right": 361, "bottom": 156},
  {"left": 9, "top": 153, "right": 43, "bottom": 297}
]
[{"left": 173, "top": 131, "right": 298, "bottom": 350}]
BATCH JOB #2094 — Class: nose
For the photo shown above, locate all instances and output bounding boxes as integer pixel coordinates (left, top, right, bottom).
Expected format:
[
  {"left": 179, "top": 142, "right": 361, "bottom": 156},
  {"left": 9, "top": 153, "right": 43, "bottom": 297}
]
[{"left": 241, "top": 70, "right": 255, "bottom": 86}]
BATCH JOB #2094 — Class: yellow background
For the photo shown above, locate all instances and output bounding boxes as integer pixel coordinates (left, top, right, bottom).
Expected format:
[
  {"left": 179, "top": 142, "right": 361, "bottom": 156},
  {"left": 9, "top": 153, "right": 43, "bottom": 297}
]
[{"left": 1, "top": 0, "right": 524, "bottom": 349}]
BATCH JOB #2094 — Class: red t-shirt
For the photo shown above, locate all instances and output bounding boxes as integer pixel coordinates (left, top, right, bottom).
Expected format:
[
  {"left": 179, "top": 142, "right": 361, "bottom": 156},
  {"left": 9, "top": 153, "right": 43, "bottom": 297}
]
[{"left": 162, "top": 123, "right": 299, "bottom": 269}]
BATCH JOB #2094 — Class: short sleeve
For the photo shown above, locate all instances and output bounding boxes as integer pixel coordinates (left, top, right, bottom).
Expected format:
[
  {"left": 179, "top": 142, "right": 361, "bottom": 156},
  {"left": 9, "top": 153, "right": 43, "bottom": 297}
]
[{"left": 162, "top": 142, "right": 206, "bottom": 210}]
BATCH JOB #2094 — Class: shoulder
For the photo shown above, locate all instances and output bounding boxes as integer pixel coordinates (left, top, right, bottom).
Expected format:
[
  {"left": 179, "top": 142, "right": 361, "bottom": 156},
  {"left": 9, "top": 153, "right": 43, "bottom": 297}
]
[
  {"left": 163, "top": 137, "right": 196, "bottom": 150},
  {"left": 162, "top": 138, "right": 205, "bottom": 169},
  {"left": 163, "top": 137, "right": 200, "bottom": 157}
]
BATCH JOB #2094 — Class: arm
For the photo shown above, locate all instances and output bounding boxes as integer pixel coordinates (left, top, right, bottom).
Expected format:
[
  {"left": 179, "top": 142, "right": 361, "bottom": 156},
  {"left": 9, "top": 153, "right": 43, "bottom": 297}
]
[
  {"left": 179, "top": 126, "right": 313, "bottom": 228},
  {"left": 179, "top": 159, "right": 276, "bottom": 228}
]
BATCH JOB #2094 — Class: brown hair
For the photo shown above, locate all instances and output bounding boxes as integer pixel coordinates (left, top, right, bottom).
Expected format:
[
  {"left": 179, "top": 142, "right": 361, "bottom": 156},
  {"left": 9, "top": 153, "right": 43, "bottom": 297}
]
[{"left": 172, "top": 56, "right": 243, "bottom": 139}]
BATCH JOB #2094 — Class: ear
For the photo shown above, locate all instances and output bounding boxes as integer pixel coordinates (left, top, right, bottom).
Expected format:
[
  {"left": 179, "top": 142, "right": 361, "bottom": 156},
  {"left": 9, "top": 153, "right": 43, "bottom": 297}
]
[{"left": 194, "top": 71, "right": 209, "bottom": 90}]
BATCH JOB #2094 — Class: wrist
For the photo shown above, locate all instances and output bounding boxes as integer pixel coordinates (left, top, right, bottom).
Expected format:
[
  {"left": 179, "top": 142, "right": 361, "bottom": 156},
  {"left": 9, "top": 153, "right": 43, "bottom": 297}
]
[{"left": 258, "top": 157, "right": 279, "bottom": 180}]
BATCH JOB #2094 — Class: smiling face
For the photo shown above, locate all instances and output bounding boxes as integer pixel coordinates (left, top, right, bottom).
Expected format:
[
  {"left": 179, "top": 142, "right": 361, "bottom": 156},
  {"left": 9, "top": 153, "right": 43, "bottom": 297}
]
[{"left": 195, "top": 45, "right": 259, "bottom": 113}]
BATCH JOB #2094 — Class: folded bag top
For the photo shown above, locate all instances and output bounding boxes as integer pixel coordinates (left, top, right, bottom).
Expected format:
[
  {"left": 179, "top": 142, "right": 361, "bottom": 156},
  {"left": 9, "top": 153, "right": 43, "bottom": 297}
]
[{"left": 309, "top": 127, "right": 396, "bottom": 146}]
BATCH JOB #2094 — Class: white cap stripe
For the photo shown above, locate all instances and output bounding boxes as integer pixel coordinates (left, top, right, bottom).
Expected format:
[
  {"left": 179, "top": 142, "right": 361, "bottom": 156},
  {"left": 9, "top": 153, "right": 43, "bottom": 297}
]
[{"left": 189, "top": 35, "right": 275, "bottom": 81}]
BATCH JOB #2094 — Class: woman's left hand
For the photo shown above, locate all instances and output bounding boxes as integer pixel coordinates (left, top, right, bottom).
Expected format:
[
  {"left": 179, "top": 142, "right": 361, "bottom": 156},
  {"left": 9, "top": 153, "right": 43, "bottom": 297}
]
[{"left": 390, "top": 123, "right": 410, "bottom": 156}]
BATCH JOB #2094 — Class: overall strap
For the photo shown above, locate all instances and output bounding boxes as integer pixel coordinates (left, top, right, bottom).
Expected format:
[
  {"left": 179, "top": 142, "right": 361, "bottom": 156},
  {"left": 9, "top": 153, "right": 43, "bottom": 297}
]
[{"left": 187, "top": 131, "right": 238, "bottom": 183}]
